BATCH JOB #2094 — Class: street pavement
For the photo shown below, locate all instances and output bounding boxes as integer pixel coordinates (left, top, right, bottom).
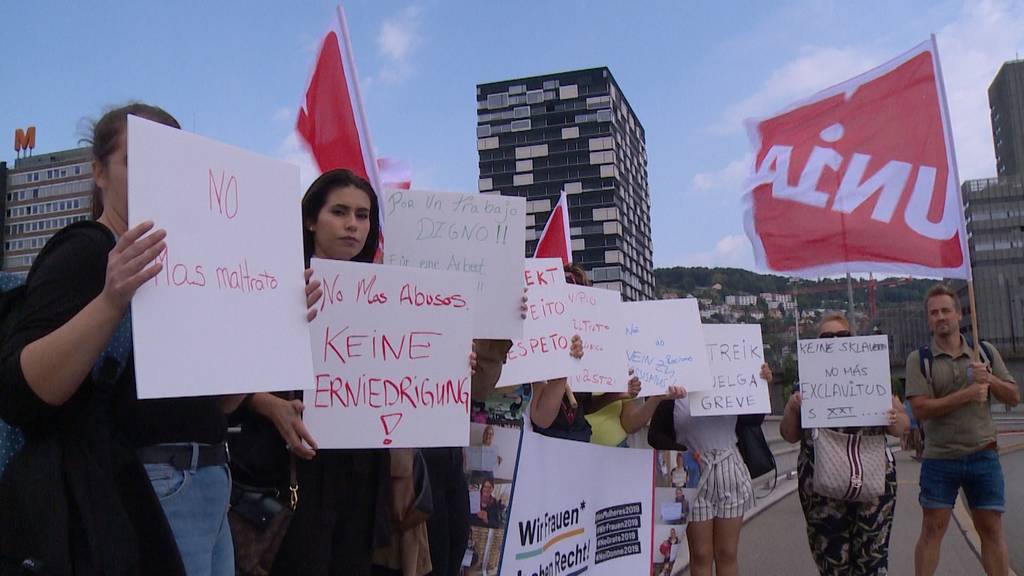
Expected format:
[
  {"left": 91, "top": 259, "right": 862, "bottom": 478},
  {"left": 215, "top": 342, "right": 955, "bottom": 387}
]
[{"left": 675, "top": 422, "right": 1024, "bottom": 576}]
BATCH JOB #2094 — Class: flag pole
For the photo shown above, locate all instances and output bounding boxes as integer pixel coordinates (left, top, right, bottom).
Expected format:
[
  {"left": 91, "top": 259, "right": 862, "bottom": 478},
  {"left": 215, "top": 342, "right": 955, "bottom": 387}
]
[
  {"left": 931, "top": 33, "right": 980, "bottom": 360},
  {"left": 845, "top": 272, "right": 857, "bottom": 336}
]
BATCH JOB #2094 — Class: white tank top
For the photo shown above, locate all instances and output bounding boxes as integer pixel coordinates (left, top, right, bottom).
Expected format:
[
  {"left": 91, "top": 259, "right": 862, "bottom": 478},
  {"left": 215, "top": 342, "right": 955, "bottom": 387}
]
[{"left": 672, "top": 398, "right": 737, "bottom": 452}]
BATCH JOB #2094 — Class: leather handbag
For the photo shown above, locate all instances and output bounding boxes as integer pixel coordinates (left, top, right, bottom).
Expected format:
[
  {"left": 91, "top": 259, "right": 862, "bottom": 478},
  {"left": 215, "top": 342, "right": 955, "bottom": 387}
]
[
  {"left": 811, "top": 428, "right": 886, "bottom": 502},
  {"left": 735, "top": 416, "right": 776, "bottom": 480},
  {"left": 228, "top": 454, "right": 297, "bottom": 576}
]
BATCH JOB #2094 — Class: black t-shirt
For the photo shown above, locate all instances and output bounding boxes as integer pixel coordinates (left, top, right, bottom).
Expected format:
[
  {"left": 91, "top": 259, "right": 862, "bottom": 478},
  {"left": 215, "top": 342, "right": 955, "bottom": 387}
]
[
  {"left": 533, "top": 391, "right": 593, "bottom": 443},
  {"left": 1, "top": 222, "right": 225, "bottom": 446}
]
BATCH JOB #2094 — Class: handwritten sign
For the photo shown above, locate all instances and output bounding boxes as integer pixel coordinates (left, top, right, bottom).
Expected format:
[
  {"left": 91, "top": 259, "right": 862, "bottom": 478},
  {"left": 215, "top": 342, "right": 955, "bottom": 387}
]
[
  {"left": 566, "top": 286, "right": 628, "bottom": 393},
  {"left": 495, "top": 258, "right": 574, "bottom": 388},
  {"left": 303, "top": 258, "right": 475, "bottom": 448},
  {"left": 128, "top": 116, "right": 313, "bottom": 399},
  {"left": 383, "top": 189, "right": 526, "bottom": 339},
  {"left": 798, "top": 334, "right": 892, "bottom": 428},
  {"left": 690, "top": 324, "right": 771, "bottom": 416},
  {"left": 623, "top": 300, "right": 713, "bottom": 397}
]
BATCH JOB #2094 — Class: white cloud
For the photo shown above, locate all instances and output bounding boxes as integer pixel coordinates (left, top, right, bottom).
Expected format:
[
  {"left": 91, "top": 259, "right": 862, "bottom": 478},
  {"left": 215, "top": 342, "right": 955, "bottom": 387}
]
[
  {"left": 277, "top": 131, "right": 320, "bottom": 196},
  {"left": 272, "top": 106, "right": 293, "bottom": 124},
  {"left": 691, "top": 154, "right": 752, "bottom": 196},
  {"left": 933, "top": 0, "right": 1024, "bottom": 179},
  {"left": 710, "top": 46, "right": 885, "bottom": 135},
  {"left": 375, "top": 5, "right": 423, "bottom": 84},
  {"left": 679, "top": 234, "right": 755, "bottom": 268}
]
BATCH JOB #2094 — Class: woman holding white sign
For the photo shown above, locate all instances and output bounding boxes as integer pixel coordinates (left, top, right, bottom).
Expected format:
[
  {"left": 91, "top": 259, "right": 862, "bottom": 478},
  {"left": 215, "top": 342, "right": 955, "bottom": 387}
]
[
  {"left": 237, "top": 169, "right": 404, "bottom": 576},
  {"left": 647, "top": 362, "right": 772, "bottom": 576},
  {"left": 779, "top": 313, "right": 908, "bottom": 576},
  {"left": 0, "top": 104, "right": 328, "bottom": 575}
]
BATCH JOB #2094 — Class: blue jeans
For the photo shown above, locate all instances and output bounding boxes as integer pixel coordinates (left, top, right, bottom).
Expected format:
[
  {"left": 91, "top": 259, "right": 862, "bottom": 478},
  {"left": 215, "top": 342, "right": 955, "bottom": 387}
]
[
  {"left": 144, "top": 444, "right": 234, "bottom": 576},
  {"left": 919, "top": 448, "right": 1005, "bottom": 512}
]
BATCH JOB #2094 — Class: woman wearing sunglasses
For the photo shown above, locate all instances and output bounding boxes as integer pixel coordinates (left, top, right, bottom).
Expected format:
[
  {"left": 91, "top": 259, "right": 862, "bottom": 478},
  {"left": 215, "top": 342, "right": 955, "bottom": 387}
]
[{"left": 780, "top": 313, "right": 908, "bottom": 575}]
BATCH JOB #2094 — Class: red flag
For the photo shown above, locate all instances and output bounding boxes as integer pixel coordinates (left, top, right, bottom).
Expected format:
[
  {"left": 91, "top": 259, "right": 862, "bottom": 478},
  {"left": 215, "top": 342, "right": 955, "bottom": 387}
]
[
  {"left": 534, "top": 191, "right": 572, "bottom": 266},
  {"left": 377, "top": 157, "right": 411, "bottom": 190},
  {"left": 297, "top": 6, "right": 384, "bottom": 257},
  {"left": 743, "top": 37, "right": 970, "bottom": 279}
]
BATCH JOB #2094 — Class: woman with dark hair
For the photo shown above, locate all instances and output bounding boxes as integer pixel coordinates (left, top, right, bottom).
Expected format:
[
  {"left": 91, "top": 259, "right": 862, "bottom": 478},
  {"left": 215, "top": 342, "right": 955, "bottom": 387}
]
[
  {"left": 239, "top": 169, "right": 402, "bottom": 576},
  {"left": 0, "top": 103, "right": 324, "bottom": 575},
  {"left": 780, "top": 313, "right": 907, "bottom": 575}
]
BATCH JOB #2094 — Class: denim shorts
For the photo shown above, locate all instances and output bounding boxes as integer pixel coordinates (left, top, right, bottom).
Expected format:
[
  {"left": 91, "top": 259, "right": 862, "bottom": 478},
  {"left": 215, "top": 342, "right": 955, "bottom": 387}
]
[{"left": 919, "top": 448, "right": 1004, "bottom": 512}]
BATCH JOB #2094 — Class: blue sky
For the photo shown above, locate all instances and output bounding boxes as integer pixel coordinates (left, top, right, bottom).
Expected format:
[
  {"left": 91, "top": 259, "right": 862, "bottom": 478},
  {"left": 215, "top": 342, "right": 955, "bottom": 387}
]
[{"left": 2, "top": 0, "right": 1022, "bottom": 271}]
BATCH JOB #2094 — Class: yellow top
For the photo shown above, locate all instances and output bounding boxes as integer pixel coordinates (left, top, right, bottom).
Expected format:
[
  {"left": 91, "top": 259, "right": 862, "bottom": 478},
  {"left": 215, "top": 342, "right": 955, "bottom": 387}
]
[{"left": 585, "top": 398, "right": 628, "bottom": 447}]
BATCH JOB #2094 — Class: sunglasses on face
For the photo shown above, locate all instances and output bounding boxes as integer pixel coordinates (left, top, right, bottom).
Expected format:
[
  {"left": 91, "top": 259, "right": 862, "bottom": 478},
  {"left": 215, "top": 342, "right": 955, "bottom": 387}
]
[{"left": 819, "top": 330, "right": 851, "bottom": 339}]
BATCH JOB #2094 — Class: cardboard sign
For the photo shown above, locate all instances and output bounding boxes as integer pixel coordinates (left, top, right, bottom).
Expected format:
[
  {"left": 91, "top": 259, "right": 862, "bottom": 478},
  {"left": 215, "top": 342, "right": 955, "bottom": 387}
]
[
  {"left": 566, "top": 286, "right": 628, "bottom": 393},
  {"left": 499, "top": 422, "right": 654, "bottom": 575},
  {"left": 303, "top": 258, "right": 476, "bottom": 448},
  {"left": 128, "top": 116, "right": 313, "bottom": 399},
  {"left": 383, "top": 189, "right": 526, "bottom": 339},
  {"left": 690, "top": 324, "right": 772, "bottom": 416},
  {"left": 495, "top": 258, "right": 575, "bottom": 388},
  {"left": 798, "top": 334, "right": 892, "bottom": 428},
  {"left": 623, "top": 300, "right": 713, "bottom": 396}
]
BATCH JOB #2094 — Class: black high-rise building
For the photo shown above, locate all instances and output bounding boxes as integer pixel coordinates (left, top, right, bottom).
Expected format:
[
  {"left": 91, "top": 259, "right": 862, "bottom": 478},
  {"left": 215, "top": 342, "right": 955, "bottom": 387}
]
[
  {"left": 989, "top": 59, "right": 1024, "bottom": 177},
  {"left": 476, "top": 68, "right": 655, "bottom": 301}
]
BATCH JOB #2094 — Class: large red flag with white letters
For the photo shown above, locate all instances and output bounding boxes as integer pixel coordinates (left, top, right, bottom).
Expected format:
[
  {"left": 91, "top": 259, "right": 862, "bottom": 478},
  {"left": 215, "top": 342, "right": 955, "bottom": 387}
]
[
  {"left": 297, "top": 6, "right": 384, "bottom": 257},
  {"left": 743, "top": 37, "right": 970, "bottom": 279}
]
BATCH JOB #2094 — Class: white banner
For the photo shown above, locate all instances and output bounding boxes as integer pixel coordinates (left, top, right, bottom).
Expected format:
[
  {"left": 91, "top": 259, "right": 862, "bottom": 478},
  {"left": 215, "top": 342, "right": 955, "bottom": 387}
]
[
  {"left": 128, "top": 116, "right": 313, "bottom": 399},
  {"left": 624, "top": 299, "right": 713, "bottom": 397},
  {"left": 382, "top": 189, "right": 526, "bottom": 339},
  {"left": 690, "top": 324, "right": 772, "bottom": 416},
  {"left": 303, "top": 258, "right": 475, "bottom": 448},
  {"left": 798, "top": 334, "right": 892, "bottom": 428},
  {"left": 566, "top": 286, "right": 628, "bottom": 393},
  {"left": 496, "top": 259, "right": 575, "bottom": 388},
  {"left": 499, "top": 425, "right": 654, "bottom": 575}
]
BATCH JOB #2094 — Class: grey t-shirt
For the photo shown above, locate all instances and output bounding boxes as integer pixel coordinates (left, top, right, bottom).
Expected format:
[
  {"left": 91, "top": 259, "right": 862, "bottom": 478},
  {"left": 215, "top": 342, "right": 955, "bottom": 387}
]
[{"left": 906, "top": 336, "right": 1016, "bottom": 459}]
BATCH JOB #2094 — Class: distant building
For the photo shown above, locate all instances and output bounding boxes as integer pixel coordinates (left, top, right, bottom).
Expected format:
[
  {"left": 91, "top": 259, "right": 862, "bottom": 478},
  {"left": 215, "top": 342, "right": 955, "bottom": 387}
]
[
  {"left": 476, "top": 67, "right": 654, "bottom": 301},
  {"left": 3, "top": 146, "right": 93, "bottom": 275},
  {"left": 725, "top": 294, "right": 757, "bottom": 306},
  {"left": 989, "top": 59, "right": 1024, "bottom": 177},
  {"left": 875, "top": 303, "right": 931, "bottom": 374}
]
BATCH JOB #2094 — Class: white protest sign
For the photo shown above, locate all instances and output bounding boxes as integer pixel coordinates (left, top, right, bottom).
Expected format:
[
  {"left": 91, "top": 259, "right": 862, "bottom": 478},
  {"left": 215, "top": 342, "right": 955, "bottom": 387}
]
[
  {"left": 500, "top": 423, "right": 654, "bottom": 575},
  {"left": 128, "top": 116, "right": 312, "bottom": 399},
  {"left": 496, "top": 258, "right": 575, "bottom": 388},
  {"left": 566, "top": 286, "right": 628, "bottom": 393},
  {"left": 690, "top": 324, "right": 772, "bottom": 416},
  {"left": 382, "top": 189, "right": 526, "bottom": 339},
  {"left": 304, "top": 258, "right": 476, "bottom": 448},
  {"left": 623, "top": 299, "right": 713, "bottom": 397},
  {"left": 798, "top": 334, "right": 892, "bottom": 428}
]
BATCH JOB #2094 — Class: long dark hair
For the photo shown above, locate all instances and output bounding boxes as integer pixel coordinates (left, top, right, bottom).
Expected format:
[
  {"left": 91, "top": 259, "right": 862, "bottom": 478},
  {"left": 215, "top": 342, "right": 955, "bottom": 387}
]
[
  {"left": 301, "top": 169, "right": 380, "bottom": 263},
  {"left": 84, "top": 103, "right": 180, "bottom": 219}
]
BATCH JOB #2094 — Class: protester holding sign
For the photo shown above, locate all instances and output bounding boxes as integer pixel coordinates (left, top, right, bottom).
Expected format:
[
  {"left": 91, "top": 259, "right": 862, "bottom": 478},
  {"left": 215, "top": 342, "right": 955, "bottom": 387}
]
[
  {"left": 647, "top": 362, "right": 771, "bottom": 576},
  {"left": 529, "top": 265, "right": 599, "bottom": 442},
  {"left": 0, "top": 104, "right": 326, "bottom": 575},
  {"left": 238, "top": 170, "right": 401, "bottom": 575},
  {"left": 779, "top": 313, "right": 907, "bottom": 576}
]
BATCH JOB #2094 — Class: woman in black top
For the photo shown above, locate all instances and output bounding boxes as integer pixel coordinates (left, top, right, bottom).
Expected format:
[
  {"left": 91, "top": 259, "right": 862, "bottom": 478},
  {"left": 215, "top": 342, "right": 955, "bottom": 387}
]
[
  {"left": 244, "top": 169, "right": 395, "bottom": 576},
  {"left": 0, "top": 103, "right": 322, "bottom": 576}
]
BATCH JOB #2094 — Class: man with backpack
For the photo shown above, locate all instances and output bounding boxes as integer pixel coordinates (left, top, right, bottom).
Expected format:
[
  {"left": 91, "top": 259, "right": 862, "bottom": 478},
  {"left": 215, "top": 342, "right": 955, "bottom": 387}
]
[{"left": 906, "top": 284, "right": 1020, "bottom": 576}]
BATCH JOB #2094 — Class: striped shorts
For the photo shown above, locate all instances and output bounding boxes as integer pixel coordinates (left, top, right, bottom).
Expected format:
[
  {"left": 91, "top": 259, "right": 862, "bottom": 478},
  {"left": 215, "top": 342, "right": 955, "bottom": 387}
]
[{"left": 689, "top": 446, "right": 754, "bottom": 523}]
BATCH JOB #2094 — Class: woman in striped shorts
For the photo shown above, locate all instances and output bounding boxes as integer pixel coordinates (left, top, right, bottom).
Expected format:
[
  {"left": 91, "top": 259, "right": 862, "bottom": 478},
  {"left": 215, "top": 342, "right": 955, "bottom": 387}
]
[{"left": 672, "top": 363, "right": 771, "bottom": 576}]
